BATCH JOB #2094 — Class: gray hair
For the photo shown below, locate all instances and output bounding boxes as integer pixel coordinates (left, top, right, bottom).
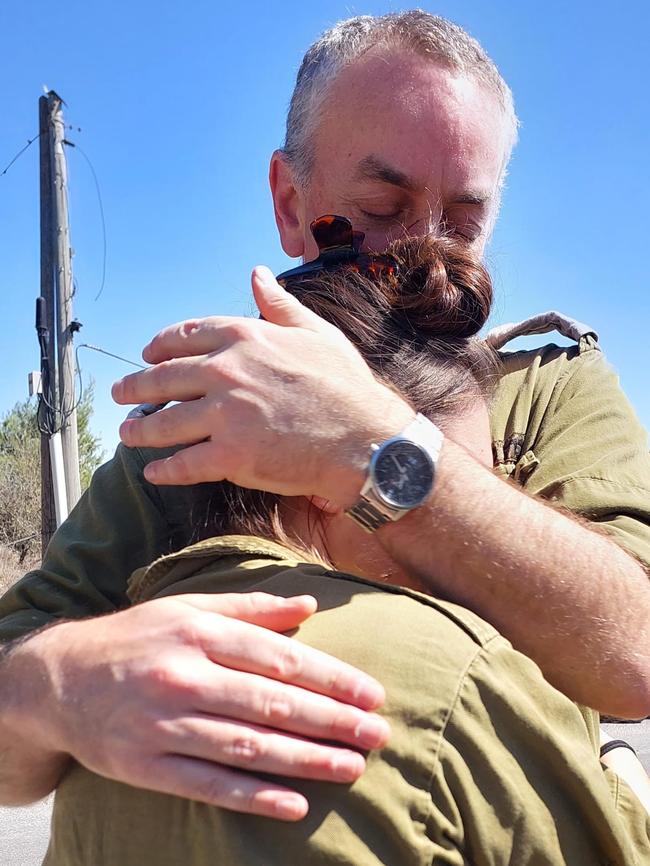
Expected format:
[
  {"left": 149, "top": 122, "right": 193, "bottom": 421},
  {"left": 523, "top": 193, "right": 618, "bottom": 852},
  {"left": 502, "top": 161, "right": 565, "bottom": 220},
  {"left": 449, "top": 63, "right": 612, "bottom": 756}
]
[{"left": 282, "top": 10, "right": 519, "bottom": 188}]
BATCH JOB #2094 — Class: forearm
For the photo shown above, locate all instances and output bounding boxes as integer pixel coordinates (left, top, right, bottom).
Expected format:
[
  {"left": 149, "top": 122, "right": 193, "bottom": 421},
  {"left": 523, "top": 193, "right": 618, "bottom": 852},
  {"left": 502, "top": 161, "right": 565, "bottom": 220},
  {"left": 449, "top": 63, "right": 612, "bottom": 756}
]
[
  {"left": 377, "top": 439, "right": 650, "bottom": 716},
  {"left": 0, "top": 632, "right": 70, "bottom": 805}
]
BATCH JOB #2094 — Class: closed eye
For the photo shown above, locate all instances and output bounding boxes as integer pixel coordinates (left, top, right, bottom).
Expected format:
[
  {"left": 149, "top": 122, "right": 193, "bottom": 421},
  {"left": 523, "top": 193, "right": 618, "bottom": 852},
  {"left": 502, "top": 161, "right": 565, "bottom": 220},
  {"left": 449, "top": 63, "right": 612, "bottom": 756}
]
[{"left": 358, "top": 208, "right": 404, "bottom": 224}]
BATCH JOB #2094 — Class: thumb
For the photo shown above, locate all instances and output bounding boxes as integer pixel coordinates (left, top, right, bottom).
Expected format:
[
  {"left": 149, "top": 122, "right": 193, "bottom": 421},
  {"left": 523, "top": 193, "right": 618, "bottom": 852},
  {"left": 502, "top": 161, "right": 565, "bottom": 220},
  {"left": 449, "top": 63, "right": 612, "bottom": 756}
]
[{"left": 252, "top": 265, "right": 329, "bottom": 331}]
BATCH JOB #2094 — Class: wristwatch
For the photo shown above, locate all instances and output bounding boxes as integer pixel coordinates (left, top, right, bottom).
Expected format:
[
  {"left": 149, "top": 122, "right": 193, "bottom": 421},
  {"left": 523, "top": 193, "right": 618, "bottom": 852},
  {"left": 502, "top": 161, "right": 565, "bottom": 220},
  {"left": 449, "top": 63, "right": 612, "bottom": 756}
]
[{"left": 345, "top": 413, "right": 444, "bottom": 532}]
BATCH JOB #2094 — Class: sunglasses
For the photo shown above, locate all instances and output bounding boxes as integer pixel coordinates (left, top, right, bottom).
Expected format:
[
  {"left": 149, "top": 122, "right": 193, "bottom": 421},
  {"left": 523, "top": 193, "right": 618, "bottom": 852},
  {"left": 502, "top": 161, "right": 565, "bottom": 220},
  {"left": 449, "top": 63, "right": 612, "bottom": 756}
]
[{"left": 276, "top": 214, "right": 398, "bottom": 287}]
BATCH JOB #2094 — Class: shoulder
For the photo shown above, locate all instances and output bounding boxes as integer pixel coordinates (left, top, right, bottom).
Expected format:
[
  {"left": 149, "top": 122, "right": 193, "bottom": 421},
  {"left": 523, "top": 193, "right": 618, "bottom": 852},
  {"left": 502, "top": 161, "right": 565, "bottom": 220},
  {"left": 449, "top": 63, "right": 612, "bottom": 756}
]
[
  {"left": 487, "top": 309, "right": 602, "bottom": 416},
  {"left": 131, "top": 534, "right": 512, "bottom": 728},
  {"left": 488, "top": 315, "right": 648, "bottom": 482}
]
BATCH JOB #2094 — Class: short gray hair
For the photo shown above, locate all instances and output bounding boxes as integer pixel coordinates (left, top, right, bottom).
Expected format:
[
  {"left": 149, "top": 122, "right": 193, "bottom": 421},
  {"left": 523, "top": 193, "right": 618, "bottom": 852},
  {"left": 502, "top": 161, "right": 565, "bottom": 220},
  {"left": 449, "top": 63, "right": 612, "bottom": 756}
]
[{"left": 282, "top": 10, "right": 519, "bottom": 188}]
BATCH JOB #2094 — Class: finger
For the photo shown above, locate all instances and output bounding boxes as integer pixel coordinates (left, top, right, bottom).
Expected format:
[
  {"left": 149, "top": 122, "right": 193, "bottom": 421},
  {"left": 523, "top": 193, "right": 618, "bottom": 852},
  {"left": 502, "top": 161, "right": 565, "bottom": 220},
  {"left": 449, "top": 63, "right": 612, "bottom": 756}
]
[
  {"left": 181, "top": 599, "right": 386, "bottom": 711},
  {"left": 142, "top": 317, "right": 248, "bottom": 365},
  {"left": 182, "top": 592, "right": 318, "bottom": 632},
  {"left": 200, "top": 664, "right": 390, "bottom": 749},
  {"left": 252, "top": 265, "right": 332, "bottom": 333},
  {"left": 118, "top": 399, "right": 212, "bottom": 449},
  {"left": 112, "top": 357, "right": 210, "bottom": 405},
  {"left": 157, "top": 714, "right": 366, "bottom": 783},
  {"left": 136, "top": 753, "right": 309, "bottom": 821},
  {"left": 143, "top": 440, "right": 229, "bottom": 486},
  {"left": 192, "top": 660, "right": 390, "bottom": 747}
]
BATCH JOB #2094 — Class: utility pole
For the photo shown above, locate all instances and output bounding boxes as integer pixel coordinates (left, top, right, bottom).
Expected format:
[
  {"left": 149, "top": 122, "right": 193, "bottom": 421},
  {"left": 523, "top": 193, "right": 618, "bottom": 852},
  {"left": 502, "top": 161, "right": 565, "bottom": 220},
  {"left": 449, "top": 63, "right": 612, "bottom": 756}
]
[
  {"left": 38, "top": 95, "right": 57, "bottom": 551},
  {"left": 49, "top": 92, "right": 81, "bottom": 511},
  {"left": 36, "top": 91, "right": 81, "bottom": 549}
]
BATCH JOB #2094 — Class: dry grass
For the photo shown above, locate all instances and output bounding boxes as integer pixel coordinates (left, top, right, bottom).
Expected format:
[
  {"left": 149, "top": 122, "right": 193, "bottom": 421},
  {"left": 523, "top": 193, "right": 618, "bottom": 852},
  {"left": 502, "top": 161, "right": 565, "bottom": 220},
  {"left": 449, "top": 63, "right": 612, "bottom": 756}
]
[{"left": 0, "top": 545, "right": 40, "bottom": 595}]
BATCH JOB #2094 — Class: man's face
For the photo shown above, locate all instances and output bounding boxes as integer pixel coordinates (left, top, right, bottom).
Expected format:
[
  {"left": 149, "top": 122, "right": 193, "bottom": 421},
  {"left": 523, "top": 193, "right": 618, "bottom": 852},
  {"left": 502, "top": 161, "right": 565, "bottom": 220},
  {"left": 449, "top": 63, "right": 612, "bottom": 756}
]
[{"left": 273, "top": 50, "right": 510, "bottom": 260}]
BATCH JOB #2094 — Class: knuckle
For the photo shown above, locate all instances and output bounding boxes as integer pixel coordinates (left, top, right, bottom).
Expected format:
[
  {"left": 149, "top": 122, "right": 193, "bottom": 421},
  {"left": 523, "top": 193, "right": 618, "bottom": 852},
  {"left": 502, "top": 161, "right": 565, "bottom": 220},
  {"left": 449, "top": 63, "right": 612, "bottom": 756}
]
[
  {"left": 166, "top": 450, "right": 195, "bottom": 484},
  {"left": 150, "top": 407, "right": 176, "bottom": 439},
  {"left": 327, "top": 706, "right": 357, "bottom": 740},
  {"left": 244, "top": 591, "right": 277, "bottom": 616},
  {"left": 117, "top": 374, "right": 137, "bottom": 402},
  {"left": 269, "top": 642, "right": 304, "bottom": 681},
  {"left": 202, "top": 354, "right": 242, "bottom": 388},
  {"left": 260, "top": 689, "right": 295, "bottom": 724},
  {"left": 224, "top": 733, "right": 265, "bottom": 766},
  {"left": 194, "top": 773, "right": 229, "bottom": 806},
  {"left": 324, "top": 666, "right": 348, "bottom": 699},
  {"left": 179, "top": 319, "right": 203, "bottom": 341},
  {"left": 143, "top": 657, "right": 194, "bottom": 697},
  {"left": 150, "top": 359, "right": 174, "bottom": 388},
  {"left": 221, "top": 320, "right": 250, "bottom": 343}
]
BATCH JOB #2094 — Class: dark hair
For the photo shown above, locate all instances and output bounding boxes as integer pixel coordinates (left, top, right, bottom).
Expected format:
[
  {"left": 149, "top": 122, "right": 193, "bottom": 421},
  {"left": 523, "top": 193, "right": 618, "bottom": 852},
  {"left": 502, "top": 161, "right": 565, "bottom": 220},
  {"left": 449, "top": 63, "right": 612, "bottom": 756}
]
[{"left": 194, "top": 235, "right": 498, "bottom": 545}]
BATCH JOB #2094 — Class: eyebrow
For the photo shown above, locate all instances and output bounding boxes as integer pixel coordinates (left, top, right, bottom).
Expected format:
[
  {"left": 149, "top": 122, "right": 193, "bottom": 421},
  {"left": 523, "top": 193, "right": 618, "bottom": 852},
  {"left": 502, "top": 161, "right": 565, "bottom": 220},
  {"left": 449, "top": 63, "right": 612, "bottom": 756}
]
[
  {"left": 354, "top": 156, "right": 491, "bottom": 207},
  {"left": 451, "top": 192, "right": 490, "bottom": 207},
  {"left": 354, "top": 155, "right": 419, "bottom": 192}
]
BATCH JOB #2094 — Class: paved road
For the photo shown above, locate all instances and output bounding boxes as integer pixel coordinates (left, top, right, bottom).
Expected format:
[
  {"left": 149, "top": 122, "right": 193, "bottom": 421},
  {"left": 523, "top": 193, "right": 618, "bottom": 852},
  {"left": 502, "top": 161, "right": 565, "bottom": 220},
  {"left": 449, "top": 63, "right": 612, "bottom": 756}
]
[
  {"left": 0, "top": 797, "right": 52, "bottom": 866},
  {"left": 1, "top": 724, "right": 647, "bottom": 865}
]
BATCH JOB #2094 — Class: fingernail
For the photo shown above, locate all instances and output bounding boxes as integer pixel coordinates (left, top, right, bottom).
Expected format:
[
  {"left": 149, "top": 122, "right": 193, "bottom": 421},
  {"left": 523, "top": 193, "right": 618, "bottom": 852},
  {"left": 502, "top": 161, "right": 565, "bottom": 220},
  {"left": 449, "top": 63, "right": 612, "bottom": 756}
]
[
  {"left": 255, "top": 264, "right": 282, "bottom": 288},
  {"left": 332, "top": 752, "right": 365, "bottom": 782},
  {"left": 355, "top": 679, "right": 386, "bottom": 710},
  {"left": 354, "top": 715, "right": 390, "bottom": 749},
  {"left": 275, "top": 796, "right": 308, "bottom": 821},
  {"left": 289, "top": 595, "right": 317, "bottom": 610}
]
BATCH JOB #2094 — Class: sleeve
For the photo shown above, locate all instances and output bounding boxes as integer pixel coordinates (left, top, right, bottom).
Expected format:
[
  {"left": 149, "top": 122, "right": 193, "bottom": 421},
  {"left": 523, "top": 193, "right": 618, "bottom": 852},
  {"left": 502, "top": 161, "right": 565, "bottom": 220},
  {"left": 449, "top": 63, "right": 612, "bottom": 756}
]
[
  {"left": 0, "top": 445, "right": 175, "bottom": 643},
  {"left": 522, "top": 346, "right": 650, "bottom": 568},
  {"left": 432, "top": 637, "right": 650, "bottom": 865}
]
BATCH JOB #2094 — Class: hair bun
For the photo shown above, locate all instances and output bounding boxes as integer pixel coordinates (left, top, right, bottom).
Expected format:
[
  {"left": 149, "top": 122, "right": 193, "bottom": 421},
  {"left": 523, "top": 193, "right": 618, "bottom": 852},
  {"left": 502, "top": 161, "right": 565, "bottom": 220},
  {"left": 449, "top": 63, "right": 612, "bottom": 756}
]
[{"left": 386, "top": 235, "right": 492, "bottom": 339}]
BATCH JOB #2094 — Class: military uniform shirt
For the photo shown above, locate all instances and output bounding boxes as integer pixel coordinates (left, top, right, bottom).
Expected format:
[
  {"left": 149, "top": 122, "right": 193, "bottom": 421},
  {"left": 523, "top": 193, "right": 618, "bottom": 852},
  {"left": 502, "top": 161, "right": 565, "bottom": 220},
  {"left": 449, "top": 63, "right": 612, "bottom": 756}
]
[{"left": 43, "top": 536, "right": 650, "bottom": 865}]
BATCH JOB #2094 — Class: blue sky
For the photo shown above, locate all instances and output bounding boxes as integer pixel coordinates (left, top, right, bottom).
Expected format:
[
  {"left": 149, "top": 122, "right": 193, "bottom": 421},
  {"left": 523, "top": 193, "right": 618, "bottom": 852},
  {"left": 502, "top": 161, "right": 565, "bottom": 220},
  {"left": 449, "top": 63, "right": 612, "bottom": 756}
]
[{"left": 2, "top": 1, "right": 649, "bottom": 454}]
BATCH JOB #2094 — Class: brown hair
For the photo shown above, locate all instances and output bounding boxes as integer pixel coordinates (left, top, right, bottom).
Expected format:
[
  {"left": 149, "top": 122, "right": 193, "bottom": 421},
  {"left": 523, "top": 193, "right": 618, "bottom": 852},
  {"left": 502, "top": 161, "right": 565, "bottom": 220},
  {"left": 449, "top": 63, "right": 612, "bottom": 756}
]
[{"left": 194, "top": 235, "right": 498, "bottom": 545}]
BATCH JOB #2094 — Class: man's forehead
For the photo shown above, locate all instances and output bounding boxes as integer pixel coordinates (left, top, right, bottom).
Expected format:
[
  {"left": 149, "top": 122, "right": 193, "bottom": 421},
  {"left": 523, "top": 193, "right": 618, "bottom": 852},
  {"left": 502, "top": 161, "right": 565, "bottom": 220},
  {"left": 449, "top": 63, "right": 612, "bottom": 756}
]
[
  {"left": 323, "top": 49, "right": 495, "bottom": 120},
  {"left": 313, "top": 53, "right": 507, "bottom": 194}
]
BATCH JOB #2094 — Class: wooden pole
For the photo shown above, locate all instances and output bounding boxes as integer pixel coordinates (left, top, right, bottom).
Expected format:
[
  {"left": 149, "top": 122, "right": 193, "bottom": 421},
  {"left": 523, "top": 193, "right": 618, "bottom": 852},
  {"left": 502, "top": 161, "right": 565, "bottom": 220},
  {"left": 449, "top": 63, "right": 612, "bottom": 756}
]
[
  {"left": 48, "top": 92, "right": 81, "bottom": 510},
  {"left": 38, "top": 95, "right": 57, "bottom": 553}
]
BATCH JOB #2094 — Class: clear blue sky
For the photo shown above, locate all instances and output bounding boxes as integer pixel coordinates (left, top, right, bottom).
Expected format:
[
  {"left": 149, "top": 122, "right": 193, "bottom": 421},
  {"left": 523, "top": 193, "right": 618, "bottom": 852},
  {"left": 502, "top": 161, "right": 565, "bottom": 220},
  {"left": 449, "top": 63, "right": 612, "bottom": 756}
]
[{"left": 2, "top": 1, "right": 649, "bottom": 454}]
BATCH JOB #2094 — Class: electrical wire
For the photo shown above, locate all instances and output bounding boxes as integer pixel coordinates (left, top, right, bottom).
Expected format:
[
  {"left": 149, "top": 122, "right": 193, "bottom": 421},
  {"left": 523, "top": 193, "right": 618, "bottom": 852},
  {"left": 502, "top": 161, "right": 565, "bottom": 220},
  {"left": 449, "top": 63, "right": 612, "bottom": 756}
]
[
  {"left": 0, "top": 132, "right": 42, "bottom": 178},
  {"left": 77, "top": 343, "right": 146, "bottom": 370},
  {"left": 67, "top": 141, "right": 108, "bottom": 301},
  {"left": 36, "top": 339, "right": 144, "bottom": 438}
]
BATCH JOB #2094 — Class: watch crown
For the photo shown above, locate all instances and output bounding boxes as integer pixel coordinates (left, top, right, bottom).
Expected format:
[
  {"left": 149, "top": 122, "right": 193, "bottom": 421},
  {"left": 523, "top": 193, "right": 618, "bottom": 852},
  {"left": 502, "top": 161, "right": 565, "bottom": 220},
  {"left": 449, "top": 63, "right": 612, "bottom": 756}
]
[{"left": 370, "top": 443, "right": 380, "bottom": 453}]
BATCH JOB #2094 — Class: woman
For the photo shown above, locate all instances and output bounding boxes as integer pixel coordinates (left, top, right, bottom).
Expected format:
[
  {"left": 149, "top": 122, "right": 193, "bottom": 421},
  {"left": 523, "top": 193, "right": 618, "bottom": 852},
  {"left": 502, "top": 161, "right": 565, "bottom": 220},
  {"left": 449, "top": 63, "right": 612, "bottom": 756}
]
[{"left": 45, "top": 224, "right": 650, "bottom": 865}]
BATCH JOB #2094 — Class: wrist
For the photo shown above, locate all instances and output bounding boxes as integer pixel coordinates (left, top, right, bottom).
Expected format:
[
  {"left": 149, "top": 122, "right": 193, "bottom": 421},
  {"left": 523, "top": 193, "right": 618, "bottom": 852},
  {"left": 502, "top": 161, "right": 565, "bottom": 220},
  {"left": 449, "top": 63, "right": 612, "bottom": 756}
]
[
  {"left": 321, "top": 384, "right": 415, "bottom": 509},
  {"left": 1, "top": 623, "right": 75, "bottom": 757}
]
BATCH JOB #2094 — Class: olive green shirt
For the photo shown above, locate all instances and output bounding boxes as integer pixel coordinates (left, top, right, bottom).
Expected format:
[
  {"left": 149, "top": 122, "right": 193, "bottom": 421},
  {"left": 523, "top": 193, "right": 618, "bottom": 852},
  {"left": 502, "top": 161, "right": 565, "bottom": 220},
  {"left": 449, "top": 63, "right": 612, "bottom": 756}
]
[
  {"left": 1, "top": 331, "right": 649, "bottom": 751},
  {"left": 1, "top": 330, "right": 649, "bottom": 646},
  {"left": 44, "top": 536, "right": 650, "bottom": 865}
]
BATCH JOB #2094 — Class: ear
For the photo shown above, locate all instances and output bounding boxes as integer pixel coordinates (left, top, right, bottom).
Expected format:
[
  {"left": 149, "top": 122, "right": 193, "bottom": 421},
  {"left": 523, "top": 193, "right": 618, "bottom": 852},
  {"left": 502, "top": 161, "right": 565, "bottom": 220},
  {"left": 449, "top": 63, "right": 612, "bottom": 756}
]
[{"left": 269, "top": 150, "right": 306, "bottom": 259}]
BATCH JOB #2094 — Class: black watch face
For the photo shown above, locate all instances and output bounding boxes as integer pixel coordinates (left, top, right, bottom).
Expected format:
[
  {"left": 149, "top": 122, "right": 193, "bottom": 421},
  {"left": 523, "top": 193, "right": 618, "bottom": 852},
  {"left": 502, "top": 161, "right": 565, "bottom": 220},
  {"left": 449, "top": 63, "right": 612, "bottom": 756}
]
[{"left": 372, "top": 441, "right": 434, "bottom": 509}]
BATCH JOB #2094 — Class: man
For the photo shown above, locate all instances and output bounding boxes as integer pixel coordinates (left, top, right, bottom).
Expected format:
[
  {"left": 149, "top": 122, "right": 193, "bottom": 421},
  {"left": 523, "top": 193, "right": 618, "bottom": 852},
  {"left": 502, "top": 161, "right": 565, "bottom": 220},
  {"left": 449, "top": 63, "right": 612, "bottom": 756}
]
[{"left": 1, "top": 9, "right": 649, "bottom": 822}]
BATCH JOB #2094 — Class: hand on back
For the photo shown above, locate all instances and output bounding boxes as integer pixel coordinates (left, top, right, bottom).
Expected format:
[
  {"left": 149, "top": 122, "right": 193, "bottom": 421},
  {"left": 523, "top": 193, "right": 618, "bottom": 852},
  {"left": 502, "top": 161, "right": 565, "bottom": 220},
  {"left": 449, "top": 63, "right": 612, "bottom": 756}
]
[{"left": 5, "top": 591, "right": 389, "bottom": 820}]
